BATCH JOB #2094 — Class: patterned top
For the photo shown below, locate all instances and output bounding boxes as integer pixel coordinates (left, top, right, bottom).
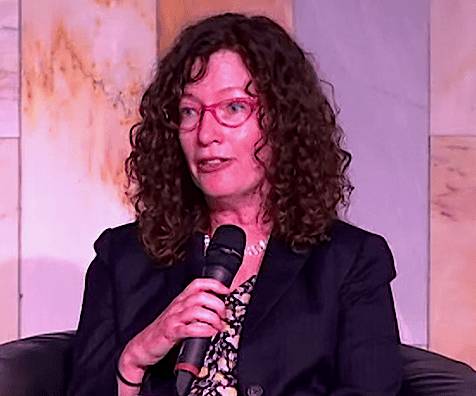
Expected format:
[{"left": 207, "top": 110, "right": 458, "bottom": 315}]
[{"left": 187, "top": 274, "right": 257, "bottom": 396}]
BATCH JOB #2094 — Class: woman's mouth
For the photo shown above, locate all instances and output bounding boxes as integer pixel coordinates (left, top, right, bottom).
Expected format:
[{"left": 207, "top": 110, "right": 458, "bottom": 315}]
[{"left": 197, "top": 158, "right": 231, "bottom": 173}]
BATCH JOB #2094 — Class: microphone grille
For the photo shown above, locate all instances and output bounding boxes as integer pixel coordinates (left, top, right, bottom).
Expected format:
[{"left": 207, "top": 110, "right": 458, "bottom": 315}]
[{"left": 208, "top": 225, "right": 246, "bottom": 258}]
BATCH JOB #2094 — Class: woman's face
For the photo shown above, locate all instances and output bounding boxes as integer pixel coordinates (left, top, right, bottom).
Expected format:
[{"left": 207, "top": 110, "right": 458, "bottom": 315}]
[{"left": 178, "top": 50, "right": 269, "bottom": 203}]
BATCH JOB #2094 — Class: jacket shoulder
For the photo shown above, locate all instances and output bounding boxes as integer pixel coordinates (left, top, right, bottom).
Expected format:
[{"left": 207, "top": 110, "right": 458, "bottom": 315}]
[
  {"left": 108, "top": 221, "right": 140, "bottom": 244},
  {"left": 327, "top": 219, "right": 389, "bottom": 249},
  {"left": 327, "top": 219, "right": 396, "bottom": 283},
  {"left": 93, "top": 221, "right": 151, "bottom": 266}
]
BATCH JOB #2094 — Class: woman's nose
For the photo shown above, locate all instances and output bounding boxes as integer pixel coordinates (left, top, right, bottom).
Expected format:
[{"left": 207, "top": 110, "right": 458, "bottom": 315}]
[{"left": 197, "top": 110, "right": 223, "bottom": 145}]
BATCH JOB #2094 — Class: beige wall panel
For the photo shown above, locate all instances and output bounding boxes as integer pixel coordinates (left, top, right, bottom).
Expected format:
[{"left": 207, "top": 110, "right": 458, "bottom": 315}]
[
  {"left": 0, "top": 139, "right": 19, "bottom": 343},
  {"left": 0, "top": 0, "right": 19, "bottom": 137},
  {"left": 21, "top": 0, "right": 156, "bottom": 336},
  {"left": 158, "top": 0, "right": 293, "bottom": 52},
  {"left": 430, "top": 136, "right": 476, "bottom": 367},
  {"left": 431, "top": 0, "right": 476, "bottom": 135}
]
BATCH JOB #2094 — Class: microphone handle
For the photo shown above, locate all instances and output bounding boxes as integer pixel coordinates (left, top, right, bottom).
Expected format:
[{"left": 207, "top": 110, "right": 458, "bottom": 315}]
[
  {"left": 175, "top": 266, "right": 234, "bottom": 395},
  {"left": 176, "top": 370, "right": 194, "bottom": 396},
  {"left": 176, "top": 337, "right": 212, "bottom": 396},
  {"left": 175, "top": 337, "right": 210, "bottom": 375},
  {"left": 202, "top": 265, "right": 234, "bottom": 287}
]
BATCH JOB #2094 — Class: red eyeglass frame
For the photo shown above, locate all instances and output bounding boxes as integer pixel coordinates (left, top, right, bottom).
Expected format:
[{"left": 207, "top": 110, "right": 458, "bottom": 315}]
[{"left": 178, "top": 97, "right": 259, "bottom": 131}]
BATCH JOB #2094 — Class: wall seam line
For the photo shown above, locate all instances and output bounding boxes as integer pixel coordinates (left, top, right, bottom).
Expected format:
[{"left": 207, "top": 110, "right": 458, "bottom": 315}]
[
  {"left": 426, "top": 0, "right": 432, "bottom": 351},
  {"left": 17, "top": 0, "right": 23, "bottom": 339}
]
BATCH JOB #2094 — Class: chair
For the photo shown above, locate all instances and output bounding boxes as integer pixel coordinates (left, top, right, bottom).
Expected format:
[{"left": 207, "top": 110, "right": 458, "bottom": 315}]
[{"left": 0, "top": 331, "right": 475, "bottom": 395}]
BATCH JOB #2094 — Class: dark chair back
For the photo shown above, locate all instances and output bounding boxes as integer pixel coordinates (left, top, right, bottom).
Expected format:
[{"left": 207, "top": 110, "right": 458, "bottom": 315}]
[{"left": 1, "top": 332, "right": 475, "bottom": 395}]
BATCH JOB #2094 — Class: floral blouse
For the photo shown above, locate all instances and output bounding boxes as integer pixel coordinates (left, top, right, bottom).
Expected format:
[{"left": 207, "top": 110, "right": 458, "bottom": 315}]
[{"left": 187, "top": 274, "right": 257, "bottom": 396}]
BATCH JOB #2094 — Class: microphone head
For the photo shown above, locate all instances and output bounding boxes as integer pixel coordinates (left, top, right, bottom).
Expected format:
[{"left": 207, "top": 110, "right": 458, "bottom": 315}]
[
  {"left": 208, "top": 225, "right": 246, "bottom": 256},
  {"left": 204, "top": 225, "right": 246, "bottom": 285}
]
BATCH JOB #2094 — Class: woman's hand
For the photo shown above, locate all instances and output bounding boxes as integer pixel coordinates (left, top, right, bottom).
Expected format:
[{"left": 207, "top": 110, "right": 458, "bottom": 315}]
[{"left": 117, "top": 278, "right": 229, "bottom": 384}]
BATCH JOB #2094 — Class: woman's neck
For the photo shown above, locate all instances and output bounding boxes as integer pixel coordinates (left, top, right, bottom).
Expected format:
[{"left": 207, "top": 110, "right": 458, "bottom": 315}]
[
  {"left": 206, "top": 194, "right": 271, "bottom": 243},
  {"left": 205, "top": 193, "right": 271, "bottom": 290}
]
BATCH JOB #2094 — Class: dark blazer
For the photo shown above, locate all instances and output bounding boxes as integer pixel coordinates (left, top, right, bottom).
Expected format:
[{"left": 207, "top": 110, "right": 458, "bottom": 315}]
[{"left": 68, "top": 220, "right": 402, "bottom": 395}]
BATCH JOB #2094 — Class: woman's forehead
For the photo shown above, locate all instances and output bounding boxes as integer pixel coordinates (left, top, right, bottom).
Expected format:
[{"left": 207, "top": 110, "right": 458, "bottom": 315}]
[{"left": 184, "top": 50, "right": 252, "bottom": 96}]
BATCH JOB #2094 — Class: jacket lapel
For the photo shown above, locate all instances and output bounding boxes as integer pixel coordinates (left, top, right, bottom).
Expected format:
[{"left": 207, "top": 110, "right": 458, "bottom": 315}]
[
  {"left": 181, "top": 232, "right": 206, "bottom": 285},
  {"left": 182, "top": 232, "right": 312, "bottom": 336},
  {"left": 241, "top": 236, "right": 312, "bottom": 338}
]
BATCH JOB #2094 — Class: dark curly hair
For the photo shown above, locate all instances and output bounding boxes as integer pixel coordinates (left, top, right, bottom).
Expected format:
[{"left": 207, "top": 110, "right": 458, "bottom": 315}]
[{"left": 125, "top": 13, "right": 353, "bottom": 267}]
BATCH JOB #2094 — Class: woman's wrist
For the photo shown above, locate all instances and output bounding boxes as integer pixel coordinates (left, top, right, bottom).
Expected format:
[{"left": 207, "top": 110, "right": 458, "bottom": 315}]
[{"left": 118, "top": 343, "right": 146, "bottom": 386}]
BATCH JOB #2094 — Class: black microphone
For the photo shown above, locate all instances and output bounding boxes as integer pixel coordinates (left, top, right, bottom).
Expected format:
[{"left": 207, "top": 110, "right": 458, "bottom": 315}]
[{"left": 175, "top": 225, "right": 246, "bottom": 396}]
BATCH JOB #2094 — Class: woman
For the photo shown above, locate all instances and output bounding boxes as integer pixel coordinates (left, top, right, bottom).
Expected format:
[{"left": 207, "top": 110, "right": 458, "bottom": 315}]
[{"left": 68, "top": 13, "right": 402, "bottom": 396}]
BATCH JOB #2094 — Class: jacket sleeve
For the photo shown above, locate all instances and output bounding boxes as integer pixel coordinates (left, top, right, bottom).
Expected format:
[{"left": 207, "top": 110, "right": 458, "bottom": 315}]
[
  {"left": 331, "top": 233, "right": 402, "bottom": 395},
  {"left": 67, "top": 228, "right": 119, "bottom": 395}
]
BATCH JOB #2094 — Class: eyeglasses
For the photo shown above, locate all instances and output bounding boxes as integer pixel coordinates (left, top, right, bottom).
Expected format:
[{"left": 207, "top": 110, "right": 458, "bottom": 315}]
[{"left": 178, "top": 97, "right": 258, "bottom": 131}]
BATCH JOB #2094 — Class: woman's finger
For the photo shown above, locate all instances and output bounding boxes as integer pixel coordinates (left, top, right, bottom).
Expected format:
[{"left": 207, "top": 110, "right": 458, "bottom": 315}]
[
  {"left": 182, "top": 292, "right": 226, "bottom": 318},
  {"left": 181, "top": 306, "right": 226, "bottom": 331}
]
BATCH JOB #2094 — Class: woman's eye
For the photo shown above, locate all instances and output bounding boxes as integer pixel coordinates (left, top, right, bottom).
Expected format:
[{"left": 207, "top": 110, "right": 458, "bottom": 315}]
[
  {"left": 226, "top": 102, "right": 247, "bottom": 113},
  {"left": 180, "top": 107, "right": 198, "bottom": 118}
]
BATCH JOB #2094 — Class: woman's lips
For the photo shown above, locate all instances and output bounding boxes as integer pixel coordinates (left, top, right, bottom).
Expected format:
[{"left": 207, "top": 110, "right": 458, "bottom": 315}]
[{"left": 197, "top": 158, "right": 231, "bottom": 173}]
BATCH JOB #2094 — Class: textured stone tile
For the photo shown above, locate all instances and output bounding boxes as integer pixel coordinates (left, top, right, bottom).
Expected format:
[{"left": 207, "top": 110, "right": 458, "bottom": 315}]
[
  {"left": 20, "top": 0, "right": 155, "bottom": 336},
  {"left": 430, "top": 136, "right": 476, "bottom": 367},
  {"left": 431, "top": 0, "right": 476, "bottom": 135},
  {"left": 295, "top": 0, "right": 430, "bottom": 346},
  {"left": 0, "top": 0, "right": 19, "bottom": 137},
  {"left": 0, "top": 139, "right": 19, "bottom": 343},
  {"left": 158, "top": 0, "right": 293, "bottom": 52}
]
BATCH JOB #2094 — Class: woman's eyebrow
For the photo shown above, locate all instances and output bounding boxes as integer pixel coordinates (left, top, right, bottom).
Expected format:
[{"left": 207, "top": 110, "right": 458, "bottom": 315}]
[
  {"left": 181, "top": 89, "right": 250, "bottom": 103},
  {"left": 180, "top": 93, "right": 201, "bottom": 103},
  {"left": 217, "top": 86, "right": 247, "bottom": 94}
]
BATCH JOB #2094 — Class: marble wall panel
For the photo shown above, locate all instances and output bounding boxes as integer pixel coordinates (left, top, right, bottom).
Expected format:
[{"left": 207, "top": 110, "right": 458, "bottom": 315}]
[
  {"left": 20, "top": 0, "right": 156, "bottom": 336},
  {"left": 431, "top": 0, "right": 476, "bottom": 135},
  {"left": 0, "top": 139, "right": 19, "bottom": 343},
  {"left": 158, "top": 0, "right": 293, "bottom": 52},
  {"left": 0, "top": 0, "right": 19, "bottom": 137},
  {"left": 294, "top": 0, "right": 430, "bottom": 346},
  {"left": 430, "top": 136, "right": 476, "bottom": 367}
]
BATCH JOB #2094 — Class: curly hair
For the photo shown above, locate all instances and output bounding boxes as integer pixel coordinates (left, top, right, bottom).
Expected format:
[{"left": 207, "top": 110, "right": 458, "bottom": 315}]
[{"left": 125, "top": 13, "right": 353, "bottom": 267}]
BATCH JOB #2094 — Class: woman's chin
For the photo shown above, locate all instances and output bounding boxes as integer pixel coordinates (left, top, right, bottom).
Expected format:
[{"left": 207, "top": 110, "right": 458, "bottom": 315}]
[
  {"left": 201, "top": 185, "right": 250, "bottom": 202},
  {"left": 201, "top": 184, "right": 264, "bottom": 205},
  {"left": 202, "top": 188, "right": 239, "bottom": 201}
]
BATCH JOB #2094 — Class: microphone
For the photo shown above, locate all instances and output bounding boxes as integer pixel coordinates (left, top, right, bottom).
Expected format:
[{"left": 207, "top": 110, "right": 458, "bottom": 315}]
[{"left": 175, "top": 225, "right": 246, "bottom": 396}]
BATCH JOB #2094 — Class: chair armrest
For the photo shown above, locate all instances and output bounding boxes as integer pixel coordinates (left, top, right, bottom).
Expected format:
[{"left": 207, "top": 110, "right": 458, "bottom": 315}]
[
  {"left": 0, "top": 331, "right": 76, "bottom": 396},
  {"left": 399, "top": 344, "right": 476, "bottom": 395},
  {"left": 2, "top": 335, "right": 476, "bottom": 395}
]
